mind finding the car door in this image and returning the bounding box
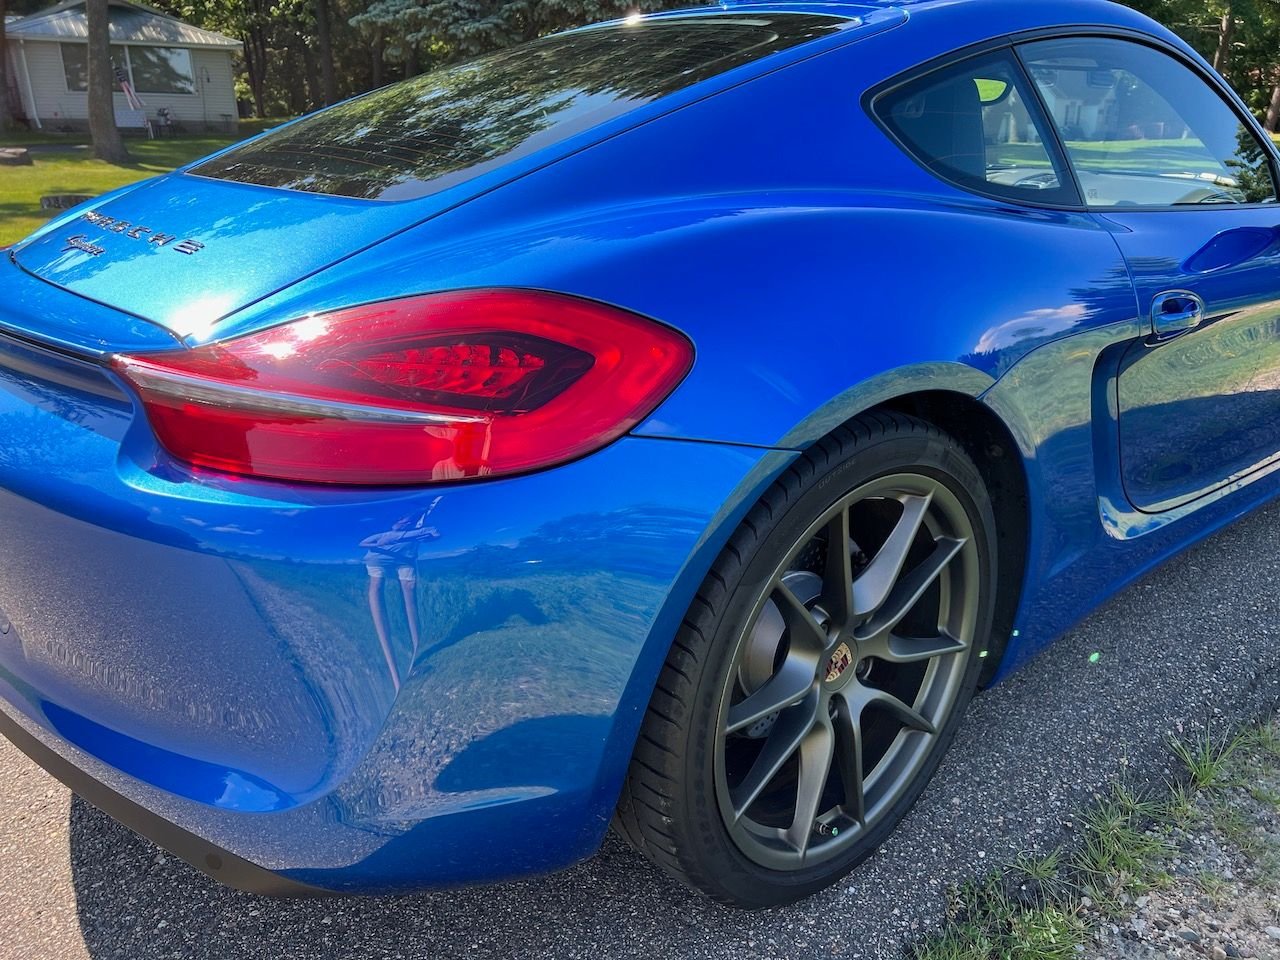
[1019,35,1280,513]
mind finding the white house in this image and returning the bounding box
[4,0,241,133]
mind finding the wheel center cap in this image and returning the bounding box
[824,641,855,685]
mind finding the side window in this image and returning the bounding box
[876,50,1077,205]
[1019,37,1277,206]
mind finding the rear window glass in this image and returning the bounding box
[190,13,846,201]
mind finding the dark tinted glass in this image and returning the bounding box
[191,14,846,201]
[1020,37,1277,206]
[60,43,124,92]
[129,46,196,95]
[876,49,1078,205]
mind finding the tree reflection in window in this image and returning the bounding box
[129,47,196,95]
[191,14,846,201]
[60,43,125,92]
[1226,126,1277,204]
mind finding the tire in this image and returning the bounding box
[614,411,997,907]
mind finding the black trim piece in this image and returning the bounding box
[0,329,130,402]
[0,319,119,369]
[1010,49,1088,207]
[0,706,333,897]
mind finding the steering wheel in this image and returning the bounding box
[1012,172,1060,190]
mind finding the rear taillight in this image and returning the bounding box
[111,290,693,484]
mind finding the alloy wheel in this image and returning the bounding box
[713,472,981,870]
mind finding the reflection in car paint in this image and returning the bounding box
[361,498,441,690]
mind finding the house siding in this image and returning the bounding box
[6,39,237,131]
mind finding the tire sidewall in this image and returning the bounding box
[682,428,997,907]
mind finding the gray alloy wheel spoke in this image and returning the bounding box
[783,714,836,857]
[772,580,830,654]
[846,682,935,735]
[859,628,966,664]
[730,696,818,821]
[726,658,816,735]
[832,692,866,825]
[821,507,855,630]
[855,535,965,641]
[851,493,932,617]
[715,469,979,871]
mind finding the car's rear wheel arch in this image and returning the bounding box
[614,409,1005,905]
[874,390,1028,684]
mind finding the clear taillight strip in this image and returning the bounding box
[113,356,489,426]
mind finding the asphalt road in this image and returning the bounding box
[3,500,1280,960]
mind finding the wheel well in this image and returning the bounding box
[876,391,1029,685]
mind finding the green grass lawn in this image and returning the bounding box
[0,120,291,246]
[0,137,231,245]
[997,137,1238,172]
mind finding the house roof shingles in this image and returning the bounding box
[6,0,241,48]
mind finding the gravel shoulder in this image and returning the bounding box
[1080,722,1280,960]
[1,501,1279,960]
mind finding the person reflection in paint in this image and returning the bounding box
[361,498,441,691]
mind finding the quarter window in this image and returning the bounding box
[1019,37,1277,206]
[876,50,1077,205]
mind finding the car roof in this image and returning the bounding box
[674,0,1145,19]
[632,0,1173,49]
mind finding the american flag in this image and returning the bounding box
[113,63,145,111]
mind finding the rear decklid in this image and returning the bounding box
[9,5,903,343]
[10,177,420,341]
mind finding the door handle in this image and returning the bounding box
[1150,290,1205,341]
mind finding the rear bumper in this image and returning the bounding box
[0,702,325,895]
[0,318,786,891]
[0,431,779,891]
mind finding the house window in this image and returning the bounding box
[60,43,125,92]
[128,47,195,95]
[59,44,195,96]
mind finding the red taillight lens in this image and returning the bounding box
[111,290,693,484]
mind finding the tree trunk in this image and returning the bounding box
[277,42,294,114]
[371,27,384,89]
[1212,6,1234,77]
[1,0,10,134]
[314,0,337,105]
[303,41,322,109]
[404,41,419,79]
[86,0,129,163]
[242,28,267,117]
[1266,77,1280,132]
[287,34,320,112]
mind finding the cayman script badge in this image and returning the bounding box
[62,235,105,257]
[77,211,205,255]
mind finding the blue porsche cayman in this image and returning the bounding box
[2,0,1278,908]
